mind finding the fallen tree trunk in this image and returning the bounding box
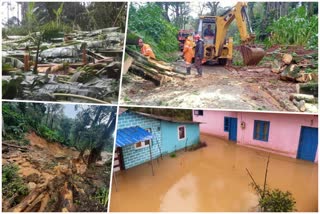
[38,193,50,212]
[60,182,76,212]
[126,47,186,79]
[23,193,45,212]
[2,141,28,152]
[130,65,165,86]
[9,185,47,212]
[289,93,316,103]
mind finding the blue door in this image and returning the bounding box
[297,126,318,162]
[228,118,237,142]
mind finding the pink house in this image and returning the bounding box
[193,110,318,163]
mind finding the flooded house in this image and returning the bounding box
[115,109,200,170]
[193,110,318,162]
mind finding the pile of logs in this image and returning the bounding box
[271,53,318,83]
[125,48,187,86]
[270,53,318,112]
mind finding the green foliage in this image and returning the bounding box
[170,152,177,158]
[36,124,63,143]
[251,184,296,212]
[95,187,109,207]
[267,6,318,47]
[2,164,29,200]
[248,156,296,212]
[128,3,179,62]
[128,107,193,121]
[2,103,29,141]
[40,22,66,42]
[231,50,244,66]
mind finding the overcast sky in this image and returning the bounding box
[63,104,82,119]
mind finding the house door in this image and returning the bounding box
[297,126,318,162]
[115,147,125,170]
[228,118,238,142]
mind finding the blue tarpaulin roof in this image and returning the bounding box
[116,126,153,147]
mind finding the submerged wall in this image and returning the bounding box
[117,111,162,169]
[160,121,200,154]
[193,111,318,162]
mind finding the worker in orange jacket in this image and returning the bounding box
[182,35,194,75]
[138,39,156,59]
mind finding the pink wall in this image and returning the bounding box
[193,111,318,162]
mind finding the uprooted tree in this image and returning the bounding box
[71,105,116,165]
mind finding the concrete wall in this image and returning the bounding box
[193,110,318,162]
[117,111,201,169]
[117,111,162,169]
[160,121,200,154]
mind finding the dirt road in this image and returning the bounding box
[120,64,317,112]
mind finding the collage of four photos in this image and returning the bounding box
[1,1,319,212]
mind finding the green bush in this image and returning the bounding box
[36,124,63,143]
[2,164,29,200]
[267,6,318,47]
[128,3,179,62]
[95,187,109,206]
[259,188,296,212]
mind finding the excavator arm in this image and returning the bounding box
[215,2,265,65]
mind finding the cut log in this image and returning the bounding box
[9,186,46,212]
[38,193,50,212]
[23,193,45,212]
[279,64,300,82]
[123,55,134,74]
[289,93,316,103]
[297,82,318,97]
[292,99,306,112]
[282,54,293,65]
[130,65,165,86]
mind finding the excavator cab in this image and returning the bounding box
[197,2,265,66]
[198,16,231,65]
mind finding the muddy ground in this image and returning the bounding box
[121,45,318,113]
[121,64,317,112]
[2,132,112,212]
[110,134,318,212]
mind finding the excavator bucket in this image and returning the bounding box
[240,45,266,66]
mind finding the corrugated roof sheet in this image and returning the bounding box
[116,126,153,147]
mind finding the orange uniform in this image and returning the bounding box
[183,38,194,64]
[141,44,156,59]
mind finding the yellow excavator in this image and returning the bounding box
[198,2,265,65]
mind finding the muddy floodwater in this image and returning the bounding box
[110,134,318,212]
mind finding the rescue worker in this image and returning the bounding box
[182,35,194,75]
[194,34,204,77]
[138,38,156,59]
